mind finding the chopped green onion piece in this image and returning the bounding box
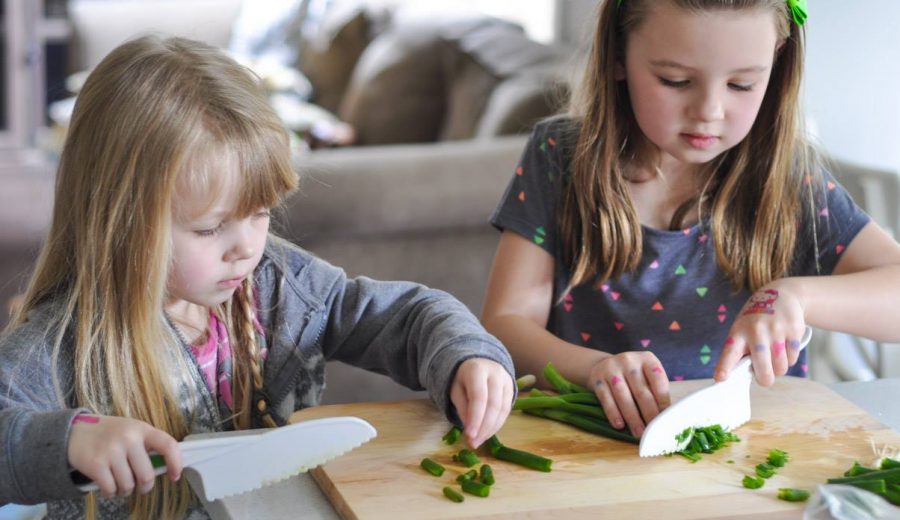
[493,445,552,472]
[461,479,491,497]
[442,426,462,445]
[743,475,765,489]
[480,464,495,486]
[456,449,480,468]
[443,486,464,503]
[766,449,789,468]
[777,488,810,502]
[420,458,445,477]
[755,462,776,479]
[456,469,477,483]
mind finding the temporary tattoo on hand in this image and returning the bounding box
[73,414,99,424]
[742,289,779,316]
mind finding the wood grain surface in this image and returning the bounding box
[290,377,900,519]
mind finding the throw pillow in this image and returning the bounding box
[298,6,372,113]
[337,17,449,145]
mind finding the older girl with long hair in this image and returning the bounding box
[483,0,900,438]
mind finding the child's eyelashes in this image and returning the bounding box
[192,210,270,237]
[195,224,224,237]
[658,77,755,92]
[659,77,689,88]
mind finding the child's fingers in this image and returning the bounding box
[609,374,645,437]
[110,456,136,497]
[750,338,775,386]
[624,368,659,426]
[449,382,470,439]
[770,338,789,376]
[461,377,488,445]
[472,374,511,447]
[714,335,746,381]
[786,332,804,366]
[592,379,625,431]
[642,363,671,411]
[144,428,182,482]
[92,467,117,498]
[128,446,157,495]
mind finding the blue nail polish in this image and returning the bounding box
[753,344,766,353]
[789,339,801,350]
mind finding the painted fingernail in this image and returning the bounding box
[724,337,735,346]
[610,376,622,385]
[73,414,99,424]
[651,366,663,374]
[593,380,603,389]
[753,344,767,353]
[789,339,801,350]
[629,368,638,375]
[772,341,786,355]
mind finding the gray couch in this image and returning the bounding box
[279,136,526,403]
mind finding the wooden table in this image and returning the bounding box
[212,378,900,520]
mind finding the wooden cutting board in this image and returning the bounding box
[290,377,900,519]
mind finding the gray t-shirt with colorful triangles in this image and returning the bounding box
[491,118,869,380]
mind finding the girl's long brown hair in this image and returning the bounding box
[563,0,812,293]
[11,36,297,517]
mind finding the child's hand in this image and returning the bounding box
[67,414,182,497]
[449,358,514,449]
[714,282,806,386]
[589,352,670,438]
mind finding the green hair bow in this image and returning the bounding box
[787,0,808,26]
[615,0,808,27]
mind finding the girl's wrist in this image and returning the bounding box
[768,277,808,319]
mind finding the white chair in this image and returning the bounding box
[811,158,900,382]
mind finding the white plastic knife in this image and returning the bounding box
[638,327,813,457]
[73,416,377,501]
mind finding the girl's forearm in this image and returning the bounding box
[482,314,610,388]
[787,265,900,342]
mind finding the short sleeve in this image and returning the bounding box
[791,170,870,276]
[490,118,572,256]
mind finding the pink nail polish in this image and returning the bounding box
[772,341,785,355]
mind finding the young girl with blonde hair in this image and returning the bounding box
[0,35,514,518]
[483,0,900,439]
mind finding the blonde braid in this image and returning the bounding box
[231,278,277,429]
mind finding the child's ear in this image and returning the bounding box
[614,61,626,81]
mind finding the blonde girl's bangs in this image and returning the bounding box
[173,122,298,221]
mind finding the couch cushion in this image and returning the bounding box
[476,75,569,137]
[298,6,373,114]
[336,12,453,145]
[437,20,523,141]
